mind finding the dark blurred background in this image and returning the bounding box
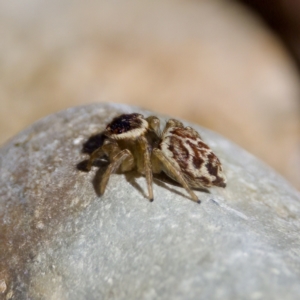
[240,0,300,69]
[0,0,299,189]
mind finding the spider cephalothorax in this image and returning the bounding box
[85,113,226,203]
[105,113,148,139]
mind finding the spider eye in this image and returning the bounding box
[105,113,148,139]
[107,121,131,134]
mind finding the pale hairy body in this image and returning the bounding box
[85,113,226,203]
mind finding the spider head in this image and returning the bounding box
[105,113,148,140]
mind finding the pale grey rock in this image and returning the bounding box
[0,103,300,300]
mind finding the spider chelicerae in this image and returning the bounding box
[85,113,226,203]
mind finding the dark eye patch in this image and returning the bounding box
[107,113,142,134]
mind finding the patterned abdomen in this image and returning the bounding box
[160,127,226,188]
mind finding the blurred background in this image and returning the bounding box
[0,0,299,189]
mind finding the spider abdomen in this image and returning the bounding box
[160,126,226,188]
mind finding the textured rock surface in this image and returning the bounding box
[0,103,300,300]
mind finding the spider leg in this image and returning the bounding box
[152,148,200,203]
[86,140,120,171]
[86,147,105,171]
[100,149,132,195]
[138,136,154,202]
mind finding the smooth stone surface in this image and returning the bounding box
[0,103,300,300]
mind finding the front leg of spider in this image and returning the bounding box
[138,136,154,202]
[100,149,133,195]
[86,147,105,171]
[86,140,119,171]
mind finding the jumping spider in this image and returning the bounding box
[85,113,226,203]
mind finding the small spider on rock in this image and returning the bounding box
[85,113,226,203]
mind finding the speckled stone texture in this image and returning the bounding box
[0,103,300,300]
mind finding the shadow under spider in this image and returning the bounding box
[124,171,148,199]
[123,171,188,200]
[82,132,107,155]
[124,171,210,201]
[81,164,209,200]
[153,173,210,198]
[76,132,107,172]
